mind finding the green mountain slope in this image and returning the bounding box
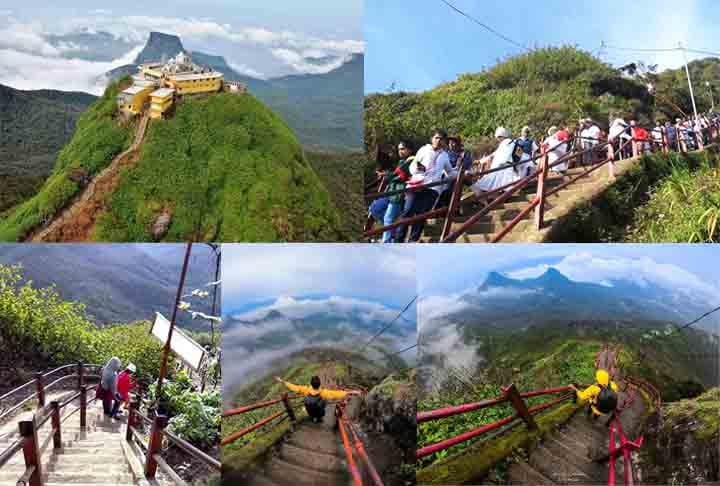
[0,82,131,241]
[365,46,652,153]
[94,92,342,242]
[0,84,97,212]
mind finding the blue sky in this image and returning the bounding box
[222,244,416,318]
[365,0,720,93]
[417,244,720,297]
[0,1,362,92]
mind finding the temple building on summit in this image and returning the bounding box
[117,52,245,120]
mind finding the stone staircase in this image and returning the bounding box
[507,383,648,485]
[0,396,166,485]
[246,420,351,486]
[423,165,607,243]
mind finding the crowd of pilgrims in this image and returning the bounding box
[368,112,720,243]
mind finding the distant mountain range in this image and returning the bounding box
[0,84,96,177]
[223,296,416,383]
[102,31,362,150]
[0,245,218,331]
[426,267,720,334]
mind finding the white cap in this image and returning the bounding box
[126,363,137,373]
[495,126,510,138]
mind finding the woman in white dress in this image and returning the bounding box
[543,126,569,173]
[471,127,525,196]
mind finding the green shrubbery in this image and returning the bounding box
[0,82,131,241]
[365,47,645,158]
[627,156,720,242]
[95,93,343,242]
[0,263,164,381]
[146,371,221,449]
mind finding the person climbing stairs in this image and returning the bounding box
[506,348,649,485]
[0,390,172,485]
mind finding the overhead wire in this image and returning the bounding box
[677,304,720,331]
[360,295,418,353]
[439,0,531,53]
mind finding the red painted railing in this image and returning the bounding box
[336,401,384,486]
[417,383,580,459]
[0,362,102,486]
[221,392,300,446]
[365,115,720,243]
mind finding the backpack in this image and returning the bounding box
[516,138,534,156]
[304,394,325,413]
[595,384,618,414]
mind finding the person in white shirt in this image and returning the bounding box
[544,126,569,173]
[584,119,601,164]
[651,122,664,150]
[471,126,527,197]
[395,129,455,242]
[609,118,631,158]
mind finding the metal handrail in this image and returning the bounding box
[0,439,22,469]
[222,397,284,417]
[221,410,285,446]
[0,381,36,403]
[164,429,221,471]
[417,385,578,459]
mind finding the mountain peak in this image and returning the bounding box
[134,31,186,64]
[482,271,514,287]
[533,267,571,285]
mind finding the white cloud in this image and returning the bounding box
[227,62,265,79]
[222,245,415,310]
[506,252,720,305]
[0,44,143,94]
[270,49,353,75]
[0,21,61,57]
[232,295,409,327]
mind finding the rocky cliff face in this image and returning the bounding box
[135,31,186,64]
[359,369,416,485]
[637,388,719,484]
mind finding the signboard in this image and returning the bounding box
[150,312,206,371]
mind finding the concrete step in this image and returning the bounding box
[286,426,339,456]
[542,435,607,482]
[248,474,283,486]
[265,456,346,486]
[507,460,556,485]
[529,445,592,485]
[279,442,344,474]
[43,470,135,482]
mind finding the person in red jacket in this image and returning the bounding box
[111,363,136,418]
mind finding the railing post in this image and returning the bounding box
[77,361,84,389]
[18,419,42,486]
[281,393,296,422]
[631,138,639,158]
[79,385,87,428]
[34,373,45,409]
[50,401,61,449]
[144,415,168,479]
[534,152,548,230]
[440,164,466,241]
[503,383,537,430]
[607,144,615,180]
[661,128,669,153]
[126,400,140,442]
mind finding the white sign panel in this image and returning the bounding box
[151,312,206,371]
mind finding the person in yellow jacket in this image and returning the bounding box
[275,375,361,423]
[570,369,619,421]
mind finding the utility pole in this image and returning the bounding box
[707,81,716,111]
[680,42,699,120]
[154,242,193,410]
